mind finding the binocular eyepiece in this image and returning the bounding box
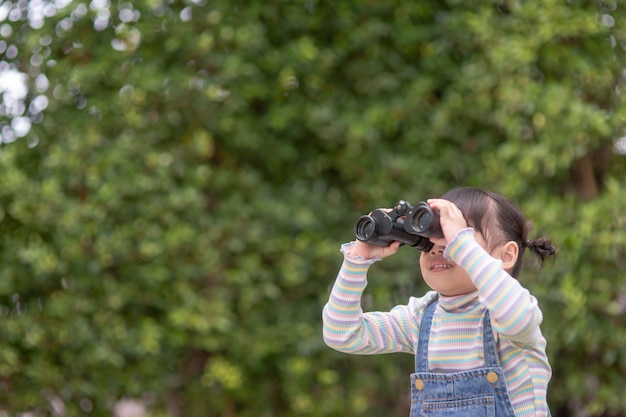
[354,200,443,252]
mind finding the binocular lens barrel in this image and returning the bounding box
[404,203,442,238]
[354,216,377,241]
[411,209,433,233]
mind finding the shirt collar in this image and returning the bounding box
[438,291,480,312]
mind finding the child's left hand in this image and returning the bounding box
[426,199,468,247]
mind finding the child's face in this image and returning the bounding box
[419,231,490,297]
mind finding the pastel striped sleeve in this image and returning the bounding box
[444,228,544,345]
[322,242,419,355]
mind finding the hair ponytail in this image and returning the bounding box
[523,237,557,266]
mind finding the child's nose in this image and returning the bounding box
[429,245,445,255]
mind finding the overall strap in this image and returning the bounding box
[415,298,438,373]
[481,310,501,368]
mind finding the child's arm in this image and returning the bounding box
[322,242,423,354]
[445,229,544,345]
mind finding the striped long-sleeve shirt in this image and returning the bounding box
[322,228,552,417]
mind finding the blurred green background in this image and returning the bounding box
[0,0,625,416]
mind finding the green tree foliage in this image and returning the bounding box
[0,0,625,416]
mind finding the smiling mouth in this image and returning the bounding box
[430,264,452,272]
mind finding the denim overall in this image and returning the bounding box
[409,300,517,417]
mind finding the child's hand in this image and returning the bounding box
[350,240,401,260]
[426,199,468,247]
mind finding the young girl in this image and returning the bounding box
[322,187,556,417]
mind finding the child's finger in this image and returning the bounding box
[426,199,467,242]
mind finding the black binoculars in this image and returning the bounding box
[354,200,443,252]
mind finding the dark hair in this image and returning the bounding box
[440,187,556,278]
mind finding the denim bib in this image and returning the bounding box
[409,299,517,417]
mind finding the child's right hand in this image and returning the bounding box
[350,240,401,260]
